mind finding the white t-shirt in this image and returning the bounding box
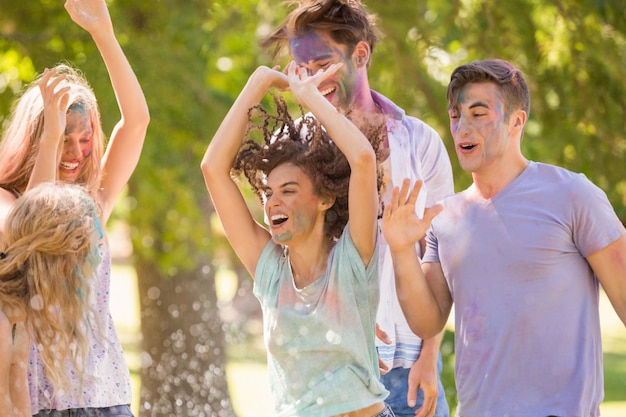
[372,90,454,369]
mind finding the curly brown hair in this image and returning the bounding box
[233,94,386,242]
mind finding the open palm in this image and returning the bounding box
[382,179,442,252]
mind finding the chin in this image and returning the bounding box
[59,173,79,183]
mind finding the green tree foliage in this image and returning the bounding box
[369,0,626,220]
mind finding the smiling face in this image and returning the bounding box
[60,103,93,183]
[264,163,328,245]
[448,82,521,175]
[290,30,366,110]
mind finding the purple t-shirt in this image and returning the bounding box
[423,162,625,417]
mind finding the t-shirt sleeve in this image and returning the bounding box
[570,173,626,257]
[253,239,282,299]
[422,225,440,264]
[336,223,379,283]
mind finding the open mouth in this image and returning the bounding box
[60,161,80,170]
[270,214,288,226]
[319,86,336,97]
[459,143,477,150]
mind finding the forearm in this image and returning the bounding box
[419,329,445,362]
[202,70,270,179]
[90,27,150,129]
[302,91,375,165]
[26,134,60,191]
[391,247,447,338]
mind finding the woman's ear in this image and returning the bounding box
[319,195,336,211]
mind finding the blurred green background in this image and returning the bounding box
[2,0,625,416]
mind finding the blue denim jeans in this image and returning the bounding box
[32,405,133,417]
[380,353,450,417]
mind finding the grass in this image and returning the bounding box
[111,264,626,417]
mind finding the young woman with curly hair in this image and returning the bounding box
[201,61,394,417]
[0,183,102,417]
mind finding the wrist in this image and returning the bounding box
[39,131,61,145]
[388,243,417,257]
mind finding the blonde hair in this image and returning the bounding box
[0,182,101,394]
[0,63,105,196]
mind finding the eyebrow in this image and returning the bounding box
[265,181,300,192]
[469,101,490,109]
[279,181,299,188]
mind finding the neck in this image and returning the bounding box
[473,156,529,199]
[288,238,332,289]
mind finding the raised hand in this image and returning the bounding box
[65,0,113,35]
[38,68,70,150]
[253,65,290,93]
[285,60,342,103]
[382,179,443,252]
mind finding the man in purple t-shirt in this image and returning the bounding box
[382,59,626,416]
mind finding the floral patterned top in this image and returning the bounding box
[28,237,132,412]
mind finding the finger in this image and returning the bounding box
[375,323,392,344]
[41,74,67,100]
[289,62,307,80]
[39,68,53,93]
[406,179,423,206]
[398,178,411,205]
[59,92,70,113]
[414,396,435,417]
[316,62,343,80]
[378,357,389,375]
[389,185,400,211]
[407,380,418,408]
[286,61,298,78]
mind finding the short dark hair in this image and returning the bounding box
[447,59,530,117]
[262,0,382,66]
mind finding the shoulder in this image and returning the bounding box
[255,239,285,277]
[0,188,18,233]
[0,187,17,212]
[528,162,599,194]
[371,90,443,142]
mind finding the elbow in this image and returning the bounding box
[406,319,445,340]
[141,108,151,129]
[200,154,213,179]
[135,108,150,135]
[352,146,377,172]
[200,149,222,183]
[130,103,151,131]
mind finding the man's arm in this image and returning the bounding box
[406,330,445,417]
[383,179,451,338]
[587,234,626,326]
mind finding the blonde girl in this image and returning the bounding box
[0,0,149,415]
[0,183,101,417]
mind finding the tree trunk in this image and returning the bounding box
[136,259,236,417]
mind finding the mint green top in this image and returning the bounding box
[254,225,388,417]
